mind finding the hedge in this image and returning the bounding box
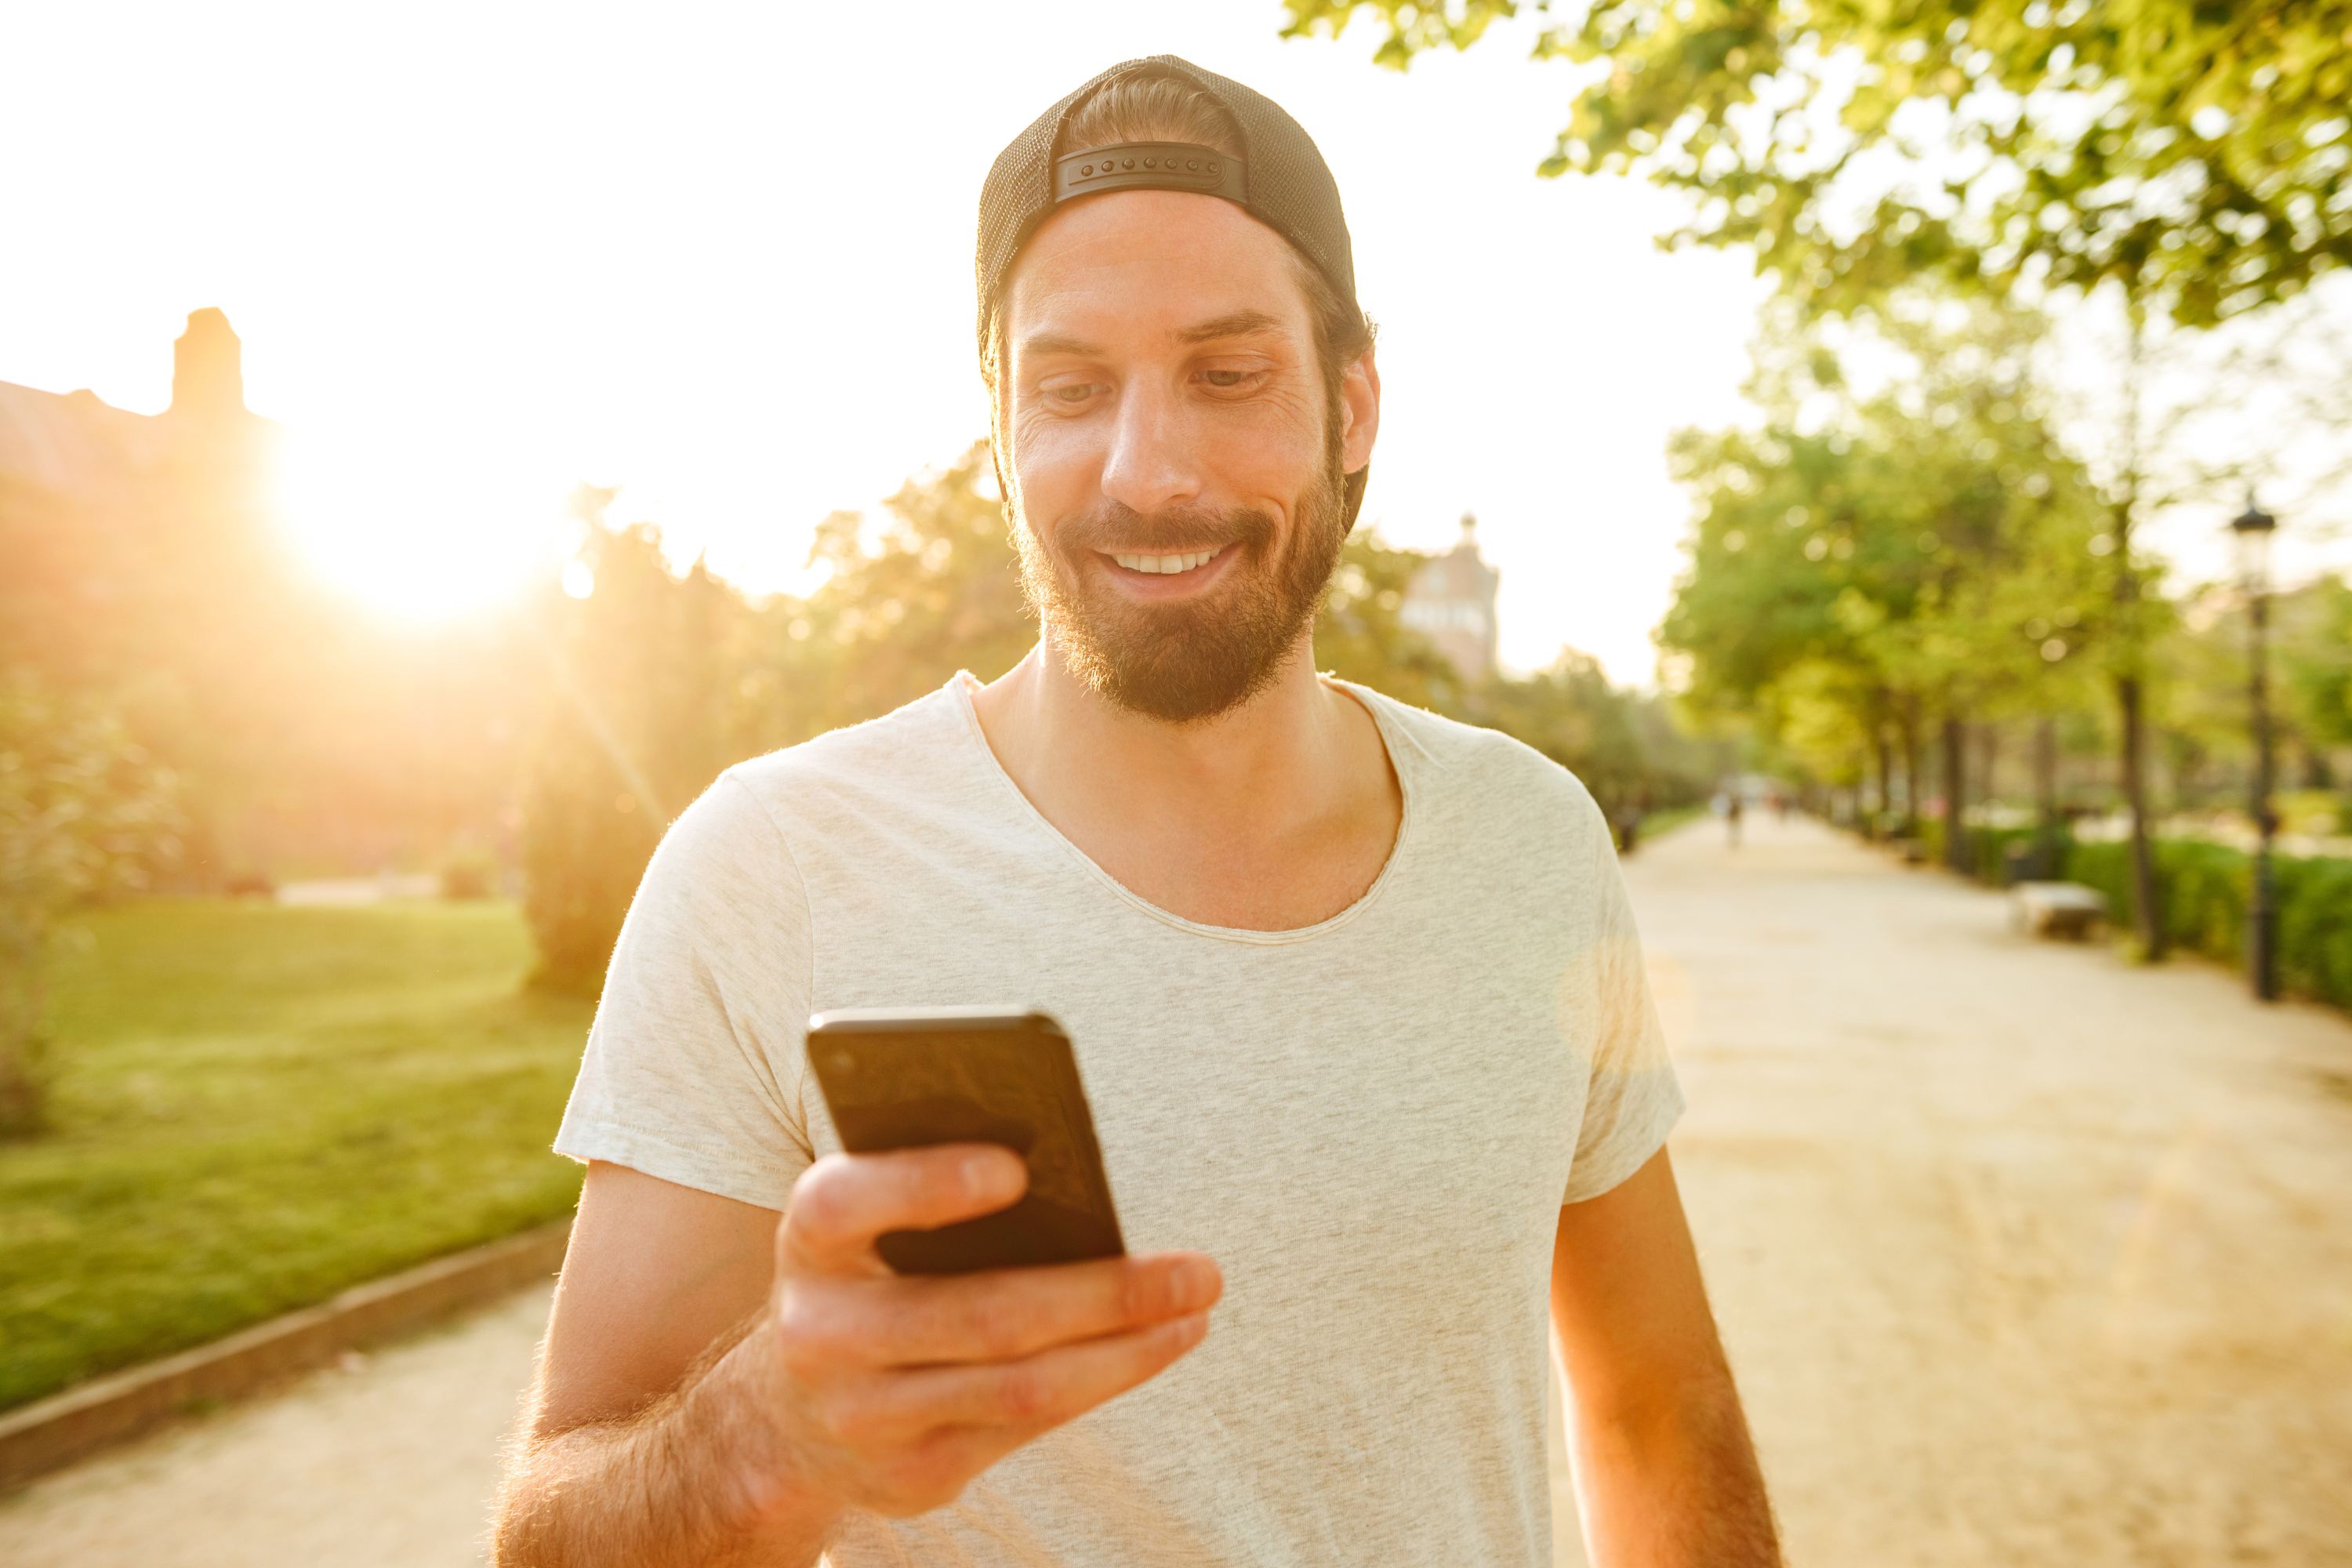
[2063,837,2352,1010]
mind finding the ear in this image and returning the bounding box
[1337,344,1381,475]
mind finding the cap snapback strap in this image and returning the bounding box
[1053,142,1248,207]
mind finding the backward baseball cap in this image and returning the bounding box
[975,55,1370,530]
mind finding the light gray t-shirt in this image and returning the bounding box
[556,673,1682,1567]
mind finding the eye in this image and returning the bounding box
[1044,380,1103,407]
[1203,368,1249,388]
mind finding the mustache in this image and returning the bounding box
[1053,500,1277,557]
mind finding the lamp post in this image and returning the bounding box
[2231,494,2278,1001]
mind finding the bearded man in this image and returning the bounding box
[495,56,1780,1568]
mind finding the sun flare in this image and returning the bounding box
[274,426,575,622]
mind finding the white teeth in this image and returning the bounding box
[1112,548,1219,574]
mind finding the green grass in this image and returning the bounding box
[0,900,593,1412]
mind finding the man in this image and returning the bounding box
[495,56,1780,1567]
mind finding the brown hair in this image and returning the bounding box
[985,68,1375,452]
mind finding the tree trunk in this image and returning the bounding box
[2119,672,2164,957]
[1900,702,1922,840]
[1943,714,1969,873]
[2034,715,2060,877]
[1875,723,1894,840]
[2113,301,2162,958]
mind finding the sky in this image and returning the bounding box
[0,0,1778,684]
[5,4,2340,684]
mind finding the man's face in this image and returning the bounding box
[999,190,1377,723]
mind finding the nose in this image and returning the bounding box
[1098,375,1204,517]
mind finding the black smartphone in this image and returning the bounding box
[804,1007,1125,1275]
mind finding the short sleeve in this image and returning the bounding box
[553,771,816,1210]
[1558,816,1684,1205]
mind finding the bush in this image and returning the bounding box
[0,674,180,1136]
[2063,837,2352,1011]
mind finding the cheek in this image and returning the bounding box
[1007,413,1099,511]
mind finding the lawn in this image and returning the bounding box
[0,899,594,1412]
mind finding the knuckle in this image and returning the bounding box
[771,1290,833,1376]
[960,1290,1025,1356]
[1117,1262,1153,1323]
[993,1360,1054,1424]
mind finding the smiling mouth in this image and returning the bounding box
[1108,546,1228,575]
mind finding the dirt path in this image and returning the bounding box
[8,814,2350,1565]
[0,1285,549,1566]
[1619,813,2352,1566]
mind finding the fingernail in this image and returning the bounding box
[1171,1312,1208,1348]
[1171,1259,1217,1312]
[963,1150,1012,1197]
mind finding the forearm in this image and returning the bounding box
[494,1327,840,1568]
[1567,1371,1780,1568]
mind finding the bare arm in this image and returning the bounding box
[1551,1149,1780,1566]
[494,1154,1221,1566]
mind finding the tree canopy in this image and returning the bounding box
[1660,298,2112,793]
[1282,0,2352,324]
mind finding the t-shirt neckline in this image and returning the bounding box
[946,671,1416,947]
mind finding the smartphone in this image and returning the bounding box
[804,1007,1124,1275]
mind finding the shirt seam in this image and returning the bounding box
[717,768,819,1134]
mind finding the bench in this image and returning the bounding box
[2010,881,2107,940]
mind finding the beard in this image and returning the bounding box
[1014,456,1349,724]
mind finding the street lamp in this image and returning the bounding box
[2231,493,2278,1001]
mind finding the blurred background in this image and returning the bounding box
[4,2,2350,1564]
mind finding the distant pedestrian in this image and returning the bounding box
[1727,792,1744,848]
[1615,803,1644,855]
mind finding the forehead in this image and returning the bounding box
[1003,190,1316,347]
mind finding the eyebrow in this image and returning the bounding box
[1175,309,1286,344]
[1015,309,1292,363]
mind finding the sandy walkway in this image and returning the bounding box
[7,813,2349,1565]
[0,1286,549,1566]
[1628,813,2352,1565]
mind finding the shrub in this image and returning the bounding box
[0,673,180,1136]
[2063,837,2352,1011]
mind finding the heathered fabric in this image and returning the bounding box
[556,674,1682,1567]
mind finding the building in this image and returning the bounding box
[0,308,267,505]
[1401,512,1500,679]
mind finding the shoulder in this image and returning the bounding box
[1340,681,1608,840]
[720,681,973,818]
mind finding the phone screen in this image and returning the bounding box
[805,1008,1124,1275]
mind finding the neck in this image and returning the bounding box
[968,624,1401,931]
[982,626,1344,810]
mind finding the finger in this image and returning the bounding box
[782,1147,1028,1272]
[782,1251,1221,1370]
[818,1312,1210,1449]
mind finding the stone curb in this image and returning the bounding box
[0,1218,572,1494]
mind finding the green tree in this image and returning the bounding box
[744,442,1036,751]
[1284,0,2350,946]
[1282,0,2352,324]
[1316,528,1464,712]
[0,673,180,1136]
[521,499,739,995]
[1661,299,2111,851]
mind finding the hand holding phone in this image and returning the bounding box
[758,1025,1221,1519]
